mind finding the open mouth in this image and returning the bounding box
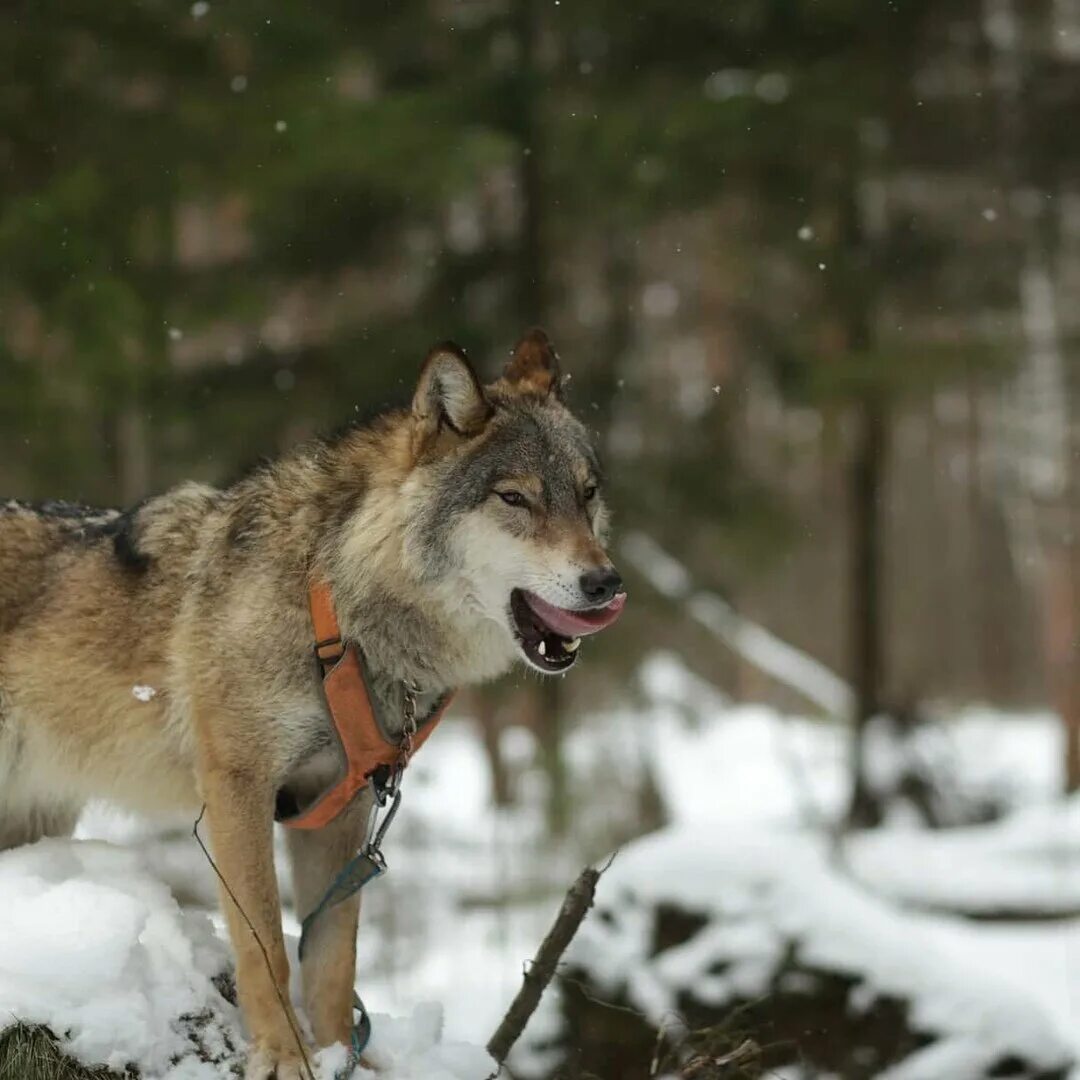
[509,588,627,673]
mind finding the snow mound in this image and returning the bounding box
[0,839,493,1079]
[847,797,1080,916]
[570,827,1074,1079]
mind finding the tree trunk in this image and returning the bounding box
[840,149,889,829]
[847,393,888,828]
[473,692,514,808]
[1060,363,1080,792]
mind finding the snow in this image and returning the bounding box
[0,840,240,1078]
[847,797,1080,915]
[573,827,1075,1079]
[0,840,493,1079]
[354,1008,493,1080]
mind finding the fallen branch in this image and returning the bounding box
[486,859,612,1073]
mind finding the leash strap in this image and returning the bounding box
[349,992,373,1061]
[299,849,384,1078]
[298,850,386,963]
[298,772,404,1073]
[297,777,402,962]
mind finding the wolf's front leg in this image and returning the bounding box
[286,792,371,1049]
[200,760,309,1080]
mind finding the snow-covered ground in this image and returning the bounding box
[2,651,1079,1077]
[571,827,1075,1079]
[0,839,493,1079]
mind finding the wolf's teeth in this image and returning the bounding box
[564,638,580,652]
[538,640,547,657]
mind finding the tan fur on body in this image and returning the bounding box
[0,331,620,1079]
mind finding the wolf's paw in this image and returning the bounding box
[244,1041,313,1080]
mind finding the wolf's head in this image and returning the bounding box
[397,328,626,677]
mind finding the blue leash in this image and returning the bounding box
[298,775,402,1070]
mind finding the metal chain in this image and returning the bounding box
[399,678,420,770]
[366,678,419,836]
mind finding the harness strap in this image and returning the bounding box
[280,581,453,831]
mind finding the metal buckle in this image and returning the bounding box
[313,635,344,674]
[362,766,403,859]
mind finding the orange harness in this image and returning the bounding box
[280,582,453,831]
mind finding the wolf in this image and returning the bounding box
[0,329,625,1078]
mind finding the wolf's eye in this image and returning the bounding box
[497,490,528,508]
[583,483,598,502]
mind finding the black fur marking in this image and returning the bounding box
[61,499,151,573]
[4,498,111,521]
[101,511,151,572]
[2,497,150,571]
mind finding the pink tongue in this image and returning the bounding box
[524,591,626,637]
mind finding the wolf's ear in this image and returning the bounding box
[504,327,561,399]
[412,342,492,443]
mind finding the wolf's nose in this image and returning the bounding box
[580,567,623,605]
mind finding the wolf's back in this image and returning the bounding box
[0,501,119,638]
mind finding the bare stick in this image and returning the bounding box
[192,806,316,1080]
[487,860,610,1071]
